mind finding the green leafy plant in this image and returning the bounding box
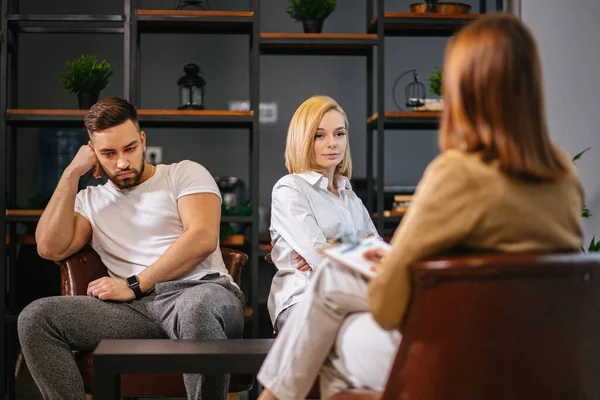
[588,236,600,252]
[573,147,592,220]
[428,66,442,97]
[61,54,113,94]
[286,0,336,21]
[572,147,599,252]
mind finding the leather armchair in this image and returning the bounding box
[58,246,253,397]
[330,252,600,400]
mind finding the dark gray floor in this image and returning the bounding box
[15,358,250,400]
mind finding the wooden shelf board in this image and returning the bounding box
[6,109,254,128]
[368,12,481,36]
[260,33,377,56]
[371,210,407,218]
[368,111,440,130]
[5,234,36,245]
[381,12,479,20]
[138,110,253,117]
[138,10,253,17]
[6,209,43,216]
[137,10,254,34]
[7,14,125,22]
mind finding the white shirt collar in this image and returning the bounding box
[296,171,351,191]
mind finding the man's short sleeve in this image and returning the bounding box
[171,160,222,201]
[74,190,89,220]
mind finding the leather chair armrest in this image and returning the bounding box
[57,247,109,296]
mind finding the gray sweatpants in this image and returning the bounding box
[17,274,245,400]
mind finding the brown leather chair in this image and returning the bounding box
[331,252,600,400]
[59,246,253,398]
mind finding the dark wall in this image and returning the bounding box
[13,0,495,219]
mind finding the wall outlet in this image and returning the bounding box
[146,146,162,164]
[259,102,278,123]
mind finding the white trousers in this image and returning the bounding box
[257,261,401,399]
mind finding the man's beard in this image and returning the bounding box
[108,155,145,189]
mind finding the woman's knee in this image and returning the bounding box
[334,312,400,390]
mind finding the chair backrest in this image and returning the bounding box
[382,252,600,400]
[220,247,248,286]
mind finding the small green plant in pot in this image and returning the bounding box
[61,54,113,109]
[286,0,336,34]
[428,66,442,98]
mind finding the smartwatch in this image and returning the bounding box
[126,275,144,300]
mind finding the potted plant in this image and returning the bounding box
[61,54,113,109]
[286,0,337,34]
[428,65,442,98]
[413,66,443,111]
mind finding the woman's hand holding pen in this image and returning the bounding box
[363,248,390,274]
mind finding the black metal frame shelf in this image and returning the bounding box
[0,0,262,397]
[366,0,504,235]
[260,33,377,56]
[5,14,126,34]
[136,10,254,34]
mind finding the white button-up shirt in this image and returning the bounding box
[267,171,380,325]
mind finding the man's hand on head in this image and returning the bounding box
[87,277,136,302]
[67,142,102,179]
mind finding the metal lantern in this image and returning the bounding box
[392,69,426,111]
[175,0,209,10]
[177,63,206,110]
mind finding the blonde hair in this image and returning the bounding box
[439,13,567,181]
[285,95,352,178]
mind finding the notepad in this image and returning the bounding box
[323,236,391,279]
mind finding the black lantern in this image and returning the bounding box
[175,0,209,10]
[392,69,426,111]
[177,63,206,110]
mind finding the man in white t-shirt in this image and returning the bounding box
[17,97,245,400]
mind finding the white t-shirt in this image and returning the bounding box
[74,160,230,282]
[267,171,380,324]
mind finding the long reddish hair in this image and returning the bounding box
[439,13,567,181]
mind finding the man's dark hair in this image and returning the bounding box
[84,97,140,134]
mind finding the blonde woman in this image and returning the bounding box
[267,95,380,332]
[258,13,583,400]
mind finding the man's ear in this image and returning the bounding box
[140,130,147,151]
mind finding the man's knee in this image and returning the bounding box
[175,284,243,339]
[18,297,57,344]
